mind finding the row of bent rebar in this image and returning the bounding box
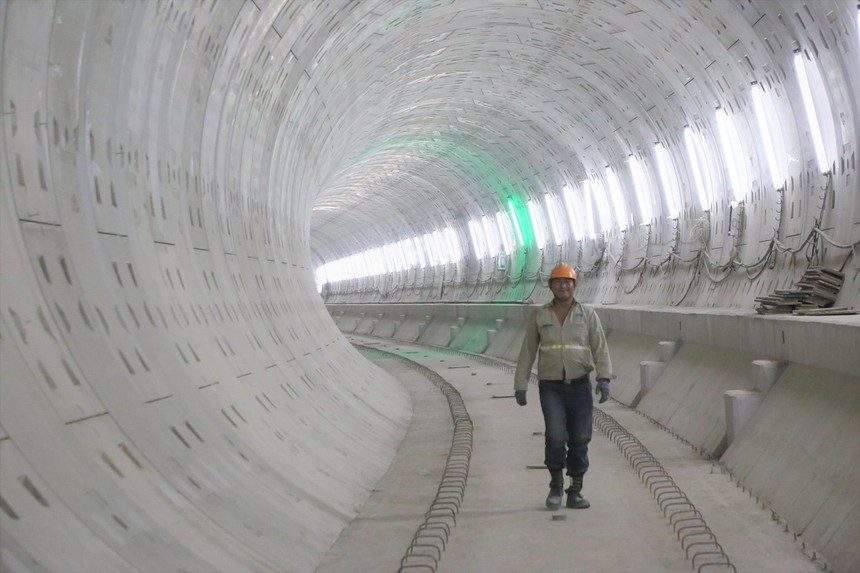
[353,344,473,573]
[592,408,738,573]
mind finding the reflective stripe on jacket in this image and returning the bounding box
[513,300,613,392]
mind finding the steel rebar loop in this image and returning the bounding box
[592,408,737,572]
[698,563,739,573]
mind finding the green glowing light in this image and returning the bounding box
[334,132,537,274]
[507,198,526,245]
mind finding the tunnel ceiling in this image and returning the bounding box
[295,0,794,267]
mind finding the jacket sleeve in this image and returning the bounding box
[587,307,614,380]
[514,310,540,391]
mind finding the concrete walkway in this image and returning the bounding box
[314,342,454,573]
[316,336,820,573]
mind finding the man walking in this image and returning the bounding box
[513,263,614,510]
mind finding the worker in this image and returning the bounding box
[513,263,614,510]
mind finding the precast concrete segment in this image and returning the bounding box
[1,172,413,568]
[0,5,414,568]
[2,1,858,572]
[0,222,412,570]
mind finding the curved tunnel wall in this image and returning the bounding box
[0,1,858,572]
[1,2,410,572]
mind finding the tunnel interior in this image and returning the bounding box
[1,1,859,572]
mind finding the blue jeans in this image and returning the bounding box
[539,378,593,476]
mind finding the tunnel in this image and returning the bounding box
[1,1,859,572]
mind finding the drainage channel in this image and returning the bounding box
[353,343,473,573]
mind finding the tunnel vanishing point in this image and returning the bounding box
[1,1,859,572]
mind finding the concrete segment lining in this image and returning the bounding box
[2,1,859,572]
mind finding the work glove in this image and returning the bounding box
[515,390,527,406]
[595,379,610,404]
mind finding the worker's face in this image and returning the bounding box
[550,278,576,302]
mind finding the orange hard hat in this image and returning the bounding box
[549,263,577,283]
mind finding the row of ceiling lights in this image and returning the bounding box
[316,47,843,287]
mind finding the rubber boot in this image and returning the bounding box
[566,474,590,509]
[546,469,565,510]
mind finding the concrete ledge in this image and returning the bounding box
[597,305,860,378]
[326,303,859,377]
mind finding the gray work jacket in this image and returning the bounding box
[513,300,614,392]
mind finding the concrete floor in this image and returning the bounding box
[316,335,823,573]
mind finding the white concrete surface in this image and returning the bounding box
[2,1,858,572]
[725,389,764,445]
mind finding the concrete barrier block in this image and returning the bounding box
[449,325,459,345]
[658,340,679,362]
[725,389,764,445]
[640,361,666,396]
[751,359,787,393]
